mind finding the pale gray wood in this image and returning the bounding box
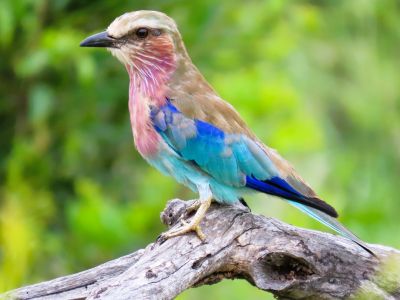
[4,199,400,300]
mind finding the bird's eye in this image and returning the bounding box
[136,28,149,39]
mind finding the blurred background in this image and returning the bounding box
[1,0,399,299]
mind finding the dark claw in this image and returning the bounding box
[156,233,168,245]
[239,197,251,211]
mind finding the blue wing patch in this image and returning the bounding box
[151,100,279,186]
[151,99,338,217]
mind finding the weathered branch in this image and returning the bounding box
[5,200,400,300]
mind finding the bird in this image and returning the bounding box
[80,10,374,255]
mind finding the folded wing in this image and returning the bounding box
[151,99,337,217]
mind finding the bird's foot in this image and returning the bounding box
[183,199,202,218]
[161,219,206,241]
[158,197,212,242]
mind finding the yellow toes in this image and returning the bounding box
[160,197,212,242]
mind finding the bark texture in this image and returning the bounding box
[5,199,400,300]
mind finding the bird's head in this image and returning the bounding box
[81,11,188,96]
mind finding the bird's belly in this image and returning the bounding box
[146,141,246,204]
[145,141,202,192]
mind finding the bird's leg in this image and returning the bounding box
[161,196,212,241]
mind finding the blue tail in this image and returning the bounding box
[245,175,374,256]
[246,176,338,218]
[289,201,375,256]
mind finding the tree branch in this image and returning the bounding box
[5,200,400,300]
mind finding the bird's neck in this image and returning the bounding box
[125,61,171,157]
[125,62,172,106]
[125,39,215,106]
[125,71,160,158]
[125,55,214,158]
[125,48,188,157]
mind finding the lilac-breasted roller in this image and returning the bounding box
[80,10,373,255]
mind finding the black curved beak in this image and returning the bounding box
[80,31,117,48]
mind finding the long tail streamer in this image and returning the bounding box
[289,201,375,256]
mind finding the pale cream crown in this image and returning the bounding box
[107,10,178,38]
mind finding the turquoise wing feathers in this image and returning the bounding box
[151,99,279,186]
[150,99,337,217]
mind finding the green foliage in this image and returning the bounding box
[1,0,399,298]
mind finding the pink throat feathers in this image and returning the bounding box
[125,42,176,157]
